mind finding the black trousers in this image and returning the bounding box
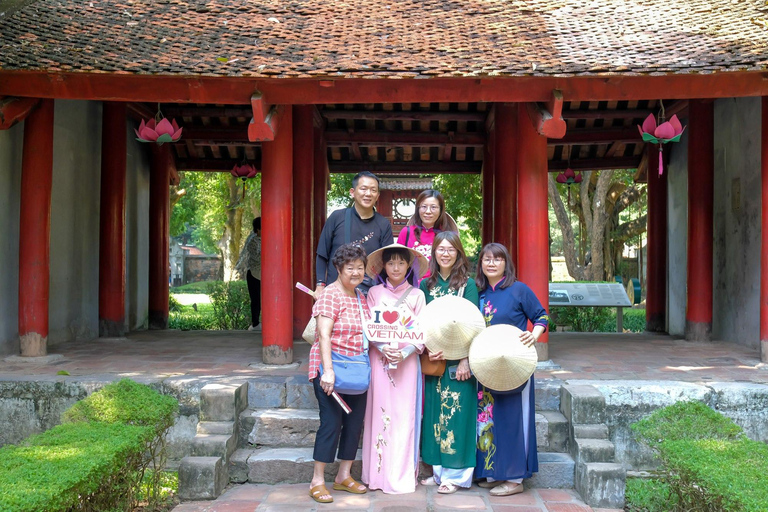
[246,270,261,327]
[312,377,367,463]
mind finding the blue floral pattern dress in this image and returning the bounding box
[475,278,549,481]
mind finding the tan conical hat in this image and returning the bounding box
[366,243,429,280]
[468,324,537,391]
[421,295,485,360]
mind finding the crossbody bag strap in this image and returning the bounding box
[355,291,369,351]
[345,207,352,245]
[393,285,413,308]
[457,283,466,298]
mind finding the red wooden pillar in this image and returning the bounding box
[377,189,393,220]
[18,99,54,357]
[645,144,668,332]
[99,102,127,337]
[481,116,495,247]
[262,106,294,364]
[686,100,715,341]
[493,104,518,263]
[516,104,550,360]
[761,98,768,362]
[313,128,328,264]
[293,106,314,339]
[148,144,172,329]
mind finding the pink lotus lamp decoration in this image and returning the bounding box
[135,108,183,145]
[556,167,583,186]
[637,113,686,176]
[230,163,257,181]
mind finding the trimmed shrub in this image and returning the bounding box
[632,401,768,512]
[0,379,178,512]
[625,478,677,512]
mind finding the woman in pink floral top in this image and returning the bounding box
[308,243,371,504]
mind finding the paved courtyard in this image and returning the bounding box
[172,483,622,512]
[1,330,765,384]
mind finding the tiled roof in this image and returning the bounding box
[0,0,766,79]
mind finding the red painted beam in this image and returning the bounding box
[686,99,714,341]
[645,144,667,332]
[261,106,294,364]
[493,104,517,262]
[526,90,566,139]
[293,105,314,340]
[148,145,173,329]
[18,98,54,357]
[321,110,487,122]
[98,102,127,337]
[313,127,328,268]
[561,108,653,120]
[516,103,550,359]
[0,96,40,129]
[548,156,641,171]
[3,71,766,104]
[325,130,485,147]
[182,126,249,141]
[761,97,768,362]
[164,106,253,118]
[328,161,481,174]
[553,127,640,146]
[176,158,249,171]
[249,92,279,142]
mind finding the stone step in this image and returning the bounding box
[245,375,565,411]
[239,407,570,453]
[572,438,615,464]
[572,423,609,440]
[575,462,626,509]
[191,433,238,459]
[178,456,228,500]
[197,420,235,435]
[230,447,575,488]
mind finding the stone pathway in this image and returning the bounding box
[1,331,765,384]
[171,483,623,512]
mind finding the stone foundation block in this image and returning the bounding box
[575,462,625,509]
[178,456,227,500]
[246,447,362,484]
[200,382,248,422]
[196,421,234,435]
[246,376,287,408]
[561,384,605,424]
[247,408,319,447]
[541,411,569,453]
[285,376,318,409]
[191,434,237,459]
[573,438,615,463]
[573,423,609,440]
[526,452,575,489]
[228,448,253,484]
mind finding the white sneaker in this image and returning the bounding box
[248,324,262,332]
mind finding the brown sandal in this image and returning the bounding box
[332,476,367,494]
[309,484,333,503]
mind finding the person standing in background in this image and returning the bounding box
[243,217,262,331]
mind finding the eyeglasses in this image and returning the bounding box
[419,205,439,212]
[435,248,457,255]
[482,257,504,265]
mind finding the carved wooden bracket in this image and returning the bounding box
[0,97,41,130]
[526,90,566,139]
[248,92,280,142]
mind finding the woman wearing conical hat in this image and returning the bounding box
[418,231,479,494]
[474,243,549,497]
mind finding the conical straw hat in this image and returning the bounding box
[421,295,485,360]
[469,324,537,392]
[366,243,429,280]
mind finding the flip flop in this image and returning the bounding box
[332,476,368,494]
[420,476,438,486]
[489,482,524,496]
[309,484,333,503]
[437,482,458,494]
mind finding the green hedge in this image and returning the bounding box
[550,306,646,333]
[631,401,768,512]
[0,379,178,512]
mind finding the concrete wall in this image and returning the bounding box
[712,97,761,348]
[126,121,150,331]
[666,128,689,336]
[48,100,102,346]
[666,97,761,346]
[0,122,24,356]
[0,101,152,354]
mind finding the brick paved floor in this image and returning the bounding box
[171,483,623,512]
[1,331,765,384]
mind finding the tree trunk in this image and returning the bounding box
[548,174,587,280]
[219,177,244,281]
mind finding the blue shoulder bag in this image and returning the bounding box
[319,291,371,395]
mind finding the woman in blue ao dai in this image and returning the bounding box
[474,243,549,497]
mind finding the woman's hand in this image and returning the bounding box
[456,358,471,381]
[319,369,335,395]
[381,346,404,364]
[519,330,536,347]
[428,349,445,361]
